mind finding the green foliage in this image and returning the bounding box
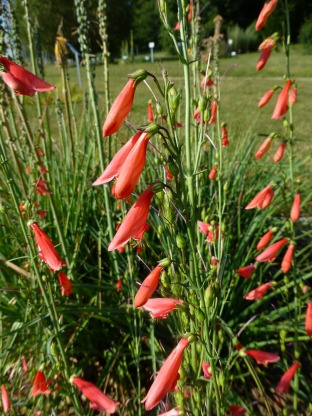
[227,23,260,54]
[299,16,312,53]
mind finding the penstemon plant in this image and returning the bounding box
[0,0,312,415]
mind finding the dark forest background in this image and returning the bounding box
[11,0,312,59]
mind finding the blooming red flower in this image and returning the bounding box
[244,349,280,364]
[198,221,209,234]
[275,362,300,394]
[1,385,10,413]
[257,230,274,250]
[71,376,120,414]
[245,185,274,210]
[34,180,52,195]
[272,80,292,120]
[141,338,189,410]
[281,244,294,273]
[58,273,73,296]
[108,186,154,251]
[221,124,229,147]
[193,107,201,125]
[236,264,256,279]
[116,278,123,292]
[22,356,28,373]
[202,362,213,379]
[258,88,275,108]
[289,87,297,106]
[290,193,300,222]
[147,101,154,122]
[174,21,180,31]
[31,371,51,396]
[305,302,312,337]
[255,0,278,31]
[228,405,246,416]
[209,166,217,180]
[134,266,163,308]
[165,165,173,180]
[208,101,217,124]
[256,38,275,71]
[201,77,213,88]
[243,282,273,300]
[255,137,272,160]
[37,210,48,220]
[0,56,56,96]
[29,221,66,271]
[103,78,137,137]
[93,132,141,185]
[274,141,286,163]
[142,298,182,319]
[36,147,44,157]
[255,238,288,262]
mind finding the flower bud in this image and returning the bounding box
[176,234,186,249]
[128,69,148,86]
[198,96,207,112]
[160,271,170,288]
[204,282,214,308]
[158,257,171,268]
[195,308,205,322]
[168,156,179,176]
[144,122,160,137]
[156,102,163,115]
[168,87,181,113]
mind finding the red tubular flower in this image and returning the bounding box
[258,88,275,108]
[245,185,274,210]
[201,77,213,88]
[174,21,180,31]
[221,124,229,147]
[255,137,272,159]
[187,2,193,21]
[255,238,288,262]
[93,132,141,186]
[305,302,312,337]
[236,264,256,279]
[228,405,246,416]
[29,221,66,271]
[165,165,173,179]
[116,278,123,292]
[103,78,136,137]
[142,298,182,319]
[202,362,212,379]
[37,210,48,220]
[274,141,286,163]
[134,266,163,308]
[22,356,28,373]
[193,107,201,125]
[0,56,56,96]
[148,102,154,122]
[71,376,120,414]
[272,80,292,120]
[208,101,217,124]
[255,0,278,31]
[290,193,300,222]
[141,338,189,410]
[209,166,217,180]
[31,371,51,396]
[281,244,294,273]
[108,186,154,251]
[58,272,73,296]
[256,38,275,71]
[244,349,280,365]
[289,87,297,106]
[257,230,274,250]
[275,362,300,394]
[1,385,10,413]
[34,180,52,195]
[243,282,273,300]
[198,221,209,234]
[113,132,151,199]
